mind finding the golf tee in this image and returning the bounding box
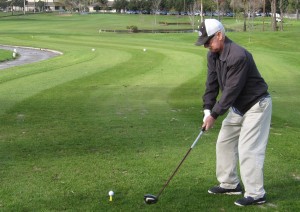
[109,196,113,201]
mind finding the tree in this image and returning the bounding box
[152,0,162,25]
[7,0,24,14]
[98,0,108,10]
[270,0,277,31]
[58,0,78,12]
[242,0,247,31]
[230,0,242,20]
[36,0,45,12]
[297,0,299,20]
[188,0,201,30]
[278,0,289,30]
[140,0,152,13]
[127,0,140,11]
[113,0,128,13]
[229,0,248,31]
[205,0,217,17]
[262,0,266,31]
[279,0,284,30]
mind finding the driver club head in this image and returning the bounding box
[144,194,158,204]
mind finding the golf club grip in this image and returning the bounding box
[190,129,205,149]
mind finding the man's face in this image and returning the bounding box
[204,32,223,53]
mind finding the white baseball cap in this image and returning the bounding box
[195,19,225,46]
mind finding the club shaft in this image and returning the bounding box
[156,130,204,198]
[191,130,204,148]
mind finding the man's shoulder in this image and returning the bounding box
[226,39,249,60]
[227,39,245,53]
[227,37,253,56]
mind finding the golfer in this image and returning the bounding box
[196,19,272,206]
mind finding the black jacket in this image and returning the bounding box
[203,37,269,119]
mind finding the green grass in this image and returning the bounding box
[0,49,13,62]
[0,13,299,211]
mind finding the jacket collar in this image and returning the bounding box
[219,37,232,61]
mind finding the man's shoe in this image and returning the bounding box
[234,195,266,206]
[208,183,243,195]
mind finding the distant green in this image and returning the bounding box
[0,13,299,211]
[0,49,13,62]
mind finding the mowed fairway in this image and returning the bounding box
[0,13,299,211]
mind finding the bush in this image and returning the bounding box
[126,25,138,33]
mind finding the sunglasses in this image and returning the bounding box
[204,33,217,46]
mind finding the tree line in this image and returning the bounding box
[114,0,298,31]
[113,0,298,18]
[1,0,299,31]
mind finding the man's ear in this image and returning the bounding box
[216,31,223,41]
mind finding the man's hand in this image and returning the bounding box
[202,115,215,131]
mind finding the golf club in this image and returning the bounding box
[144,127,206,204]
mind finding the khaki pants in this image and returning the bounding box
[216,96,272,199]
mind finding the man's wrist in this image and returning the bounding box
[204,109,211,115]
[211,111,219,119]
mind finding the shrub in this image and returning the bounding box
[126,25,138,33]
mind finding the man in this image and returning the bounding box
[195,19,272,206]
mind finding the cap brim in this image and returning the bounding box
[195,35,214,46]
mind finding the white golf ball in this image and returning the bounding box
[143,48,147,52]
[92,48,95,51]
[109,190,114,196]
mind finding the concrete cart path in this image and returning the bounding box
[0,45,62,70]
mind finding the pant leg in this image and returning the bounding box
[216,108,242,189]
[238,97,272,199]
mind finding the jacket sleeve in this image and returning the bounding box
[202,53,219,111]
